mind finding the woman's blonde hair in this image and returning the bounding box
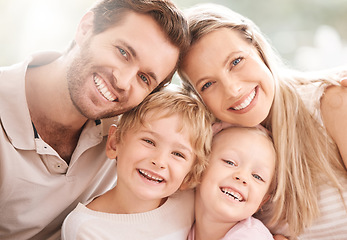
[114,88,214,189]
[178,3,347,237]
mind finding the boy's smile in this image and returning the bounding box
[107,114,195,208]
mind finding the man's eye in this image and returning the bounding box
[118,47,128,58]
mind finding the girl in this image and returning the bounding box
[178,3,347,239]
[189,126,276,240]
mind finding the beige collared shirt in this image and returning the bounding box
[0,52,117,240]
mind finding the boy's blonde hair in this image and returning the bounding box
[114,88,214,189]
[178,3,347,237]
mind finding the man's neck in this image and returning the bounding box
[25,59,88,163]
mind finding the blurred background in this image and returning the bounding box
[1,0,346,72]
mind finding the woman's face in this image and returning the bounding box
[181,28,275,127]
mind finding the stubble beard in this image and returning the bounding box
[66,44,125,120]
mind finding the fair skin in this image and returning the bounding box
[194,127,275,240]
[87,114,195,214]
[181,27,347,170]
[25,11,179,163]
[181,28,274,127]
[321,86,347,167]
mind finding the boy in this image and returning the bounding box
[62,89,213,239]
[0,0,189,239]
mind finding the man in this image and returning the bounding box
[0,0,188,239]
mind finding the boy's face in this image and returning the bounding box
[197,128,275,224]
[107,114,195,202]
[67,11,179,120]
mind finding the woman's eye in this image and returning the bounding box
[230,57,243,69]
[252,174,264,181]
[138,74,149,85]
[201,81,212,91]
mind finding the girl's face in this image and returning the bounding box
[197,128,275,224]
[181,28,275,127]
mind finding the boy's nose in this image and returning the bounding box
[151,159,165,169]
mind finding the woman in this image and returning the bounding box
[178,3,347,239]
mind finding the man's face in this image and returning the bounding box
[67,11,179,120]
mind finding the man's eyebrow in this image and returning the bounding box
[120,40,158,84]
[120,40,137,58]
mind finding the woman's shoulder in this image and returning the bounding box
[321,85,347,108]
[320,85,347,169]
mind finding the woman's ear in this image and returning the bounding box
[106,125,118,159]
[75,11,94,46]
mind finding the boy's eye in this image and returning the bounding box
[252,174,264,181]
[143,139,155,146]
[172,152,185,159]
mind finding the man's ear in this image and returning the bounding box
[106,125,118,159]
[75,11,94,46]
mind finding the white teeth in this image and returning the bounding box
[93,75,116,102]
[139,169,164,183]
[233,89,256,110]
[221,187,244,202]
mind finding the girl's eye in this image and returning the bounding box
[172,152,185,159]
[138,74,149,85]
[143,139,154,146]
[252,174,264,181]
[201,81,213,91]
[224,160,236,166]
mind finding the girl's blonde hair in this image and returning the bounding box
[115,88,214,189]
[178,3,347,237]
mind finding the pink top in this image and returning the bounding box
[187,217,273,240]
